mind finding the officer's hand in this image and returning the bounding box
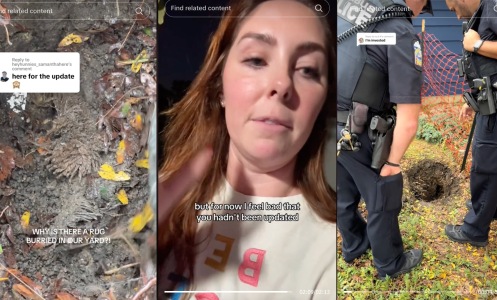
[158,147,213,226]
[380,164,401,177]
[463,29,481,52]
[459,103,473,120]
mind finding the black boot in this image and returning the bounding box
[378,249,423,280]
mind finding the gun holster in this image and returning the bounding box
[369,115,395,170]
[463,91,479,112]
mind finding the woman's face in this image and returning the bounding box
[222,0,328,172]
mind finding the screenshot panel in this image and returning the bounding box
[0,1,156,299]
[337,0,497,298]
[158,0,336,299]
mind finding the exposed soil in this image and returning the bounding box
[0,1,156,299]
[406,159,460,202]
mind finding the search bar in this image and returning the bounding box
[313,0,330,16]
[165,0,330,18]
[1,1,152,21]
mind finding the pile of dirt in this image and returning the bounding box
[0,1,156,299]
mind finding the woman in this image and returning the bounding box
[158,0,336,299]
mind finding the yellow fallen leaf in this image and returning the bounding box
[126,97,142,105]
[0,277,8,281]
[131,49,147,73]
[116,189,128,205]
[130,113,143,131]
[439,272,446,279]
[474,278,482,286]
[129,203,153,233]
[21,211,30,230]
[135,159,149,169]
[98,164,130,181]
[116,140,125,165]
[58,33,88,47]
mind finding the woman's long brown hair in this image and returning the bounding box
[158,0,336,287]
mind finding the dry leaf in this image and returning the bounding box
[140,73,156,96]
[142,62,154,74]
[21,211,30,230]
[126,97,142,105]
[32,242,50,249]
[12,284,41,300]
[129,203,153,233]
[98,164,130,181]
[6,225,15,244]
[116,189,128,205]
[4,246,16,267]
[36,136,50,155]
[130,113,143,131]
[19,275,42,292]
[0,145,16,181]
[56,292,78,300]
[58,33,88,47]
[116,140,125,165]
[130,49,147,73]
[7,269,20,276]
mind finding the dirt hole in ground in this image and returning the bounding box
[406,159,459,202]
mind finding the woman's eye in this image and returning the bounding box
[243,57,266,68]
[299,67,320,80]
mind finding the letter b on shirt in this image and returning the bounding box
[238,248,266,287]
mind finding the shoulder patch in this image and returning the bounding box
[337,0,380,26]
[413,40,423,71]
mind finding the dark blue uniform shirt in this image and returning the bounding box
[366,18,423,105]
[478,0,497,40]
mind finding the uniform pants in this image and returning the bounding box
[463,113,497,241]
[337,125,405,276]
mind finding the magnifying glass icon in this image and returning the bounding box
[135,7,143,15]
[315,4,323,12]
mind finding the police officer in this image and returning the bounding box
[337,0,432,279]
[445,0,497,247]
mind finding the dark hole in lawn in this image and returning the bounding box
[406,159,455,202]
